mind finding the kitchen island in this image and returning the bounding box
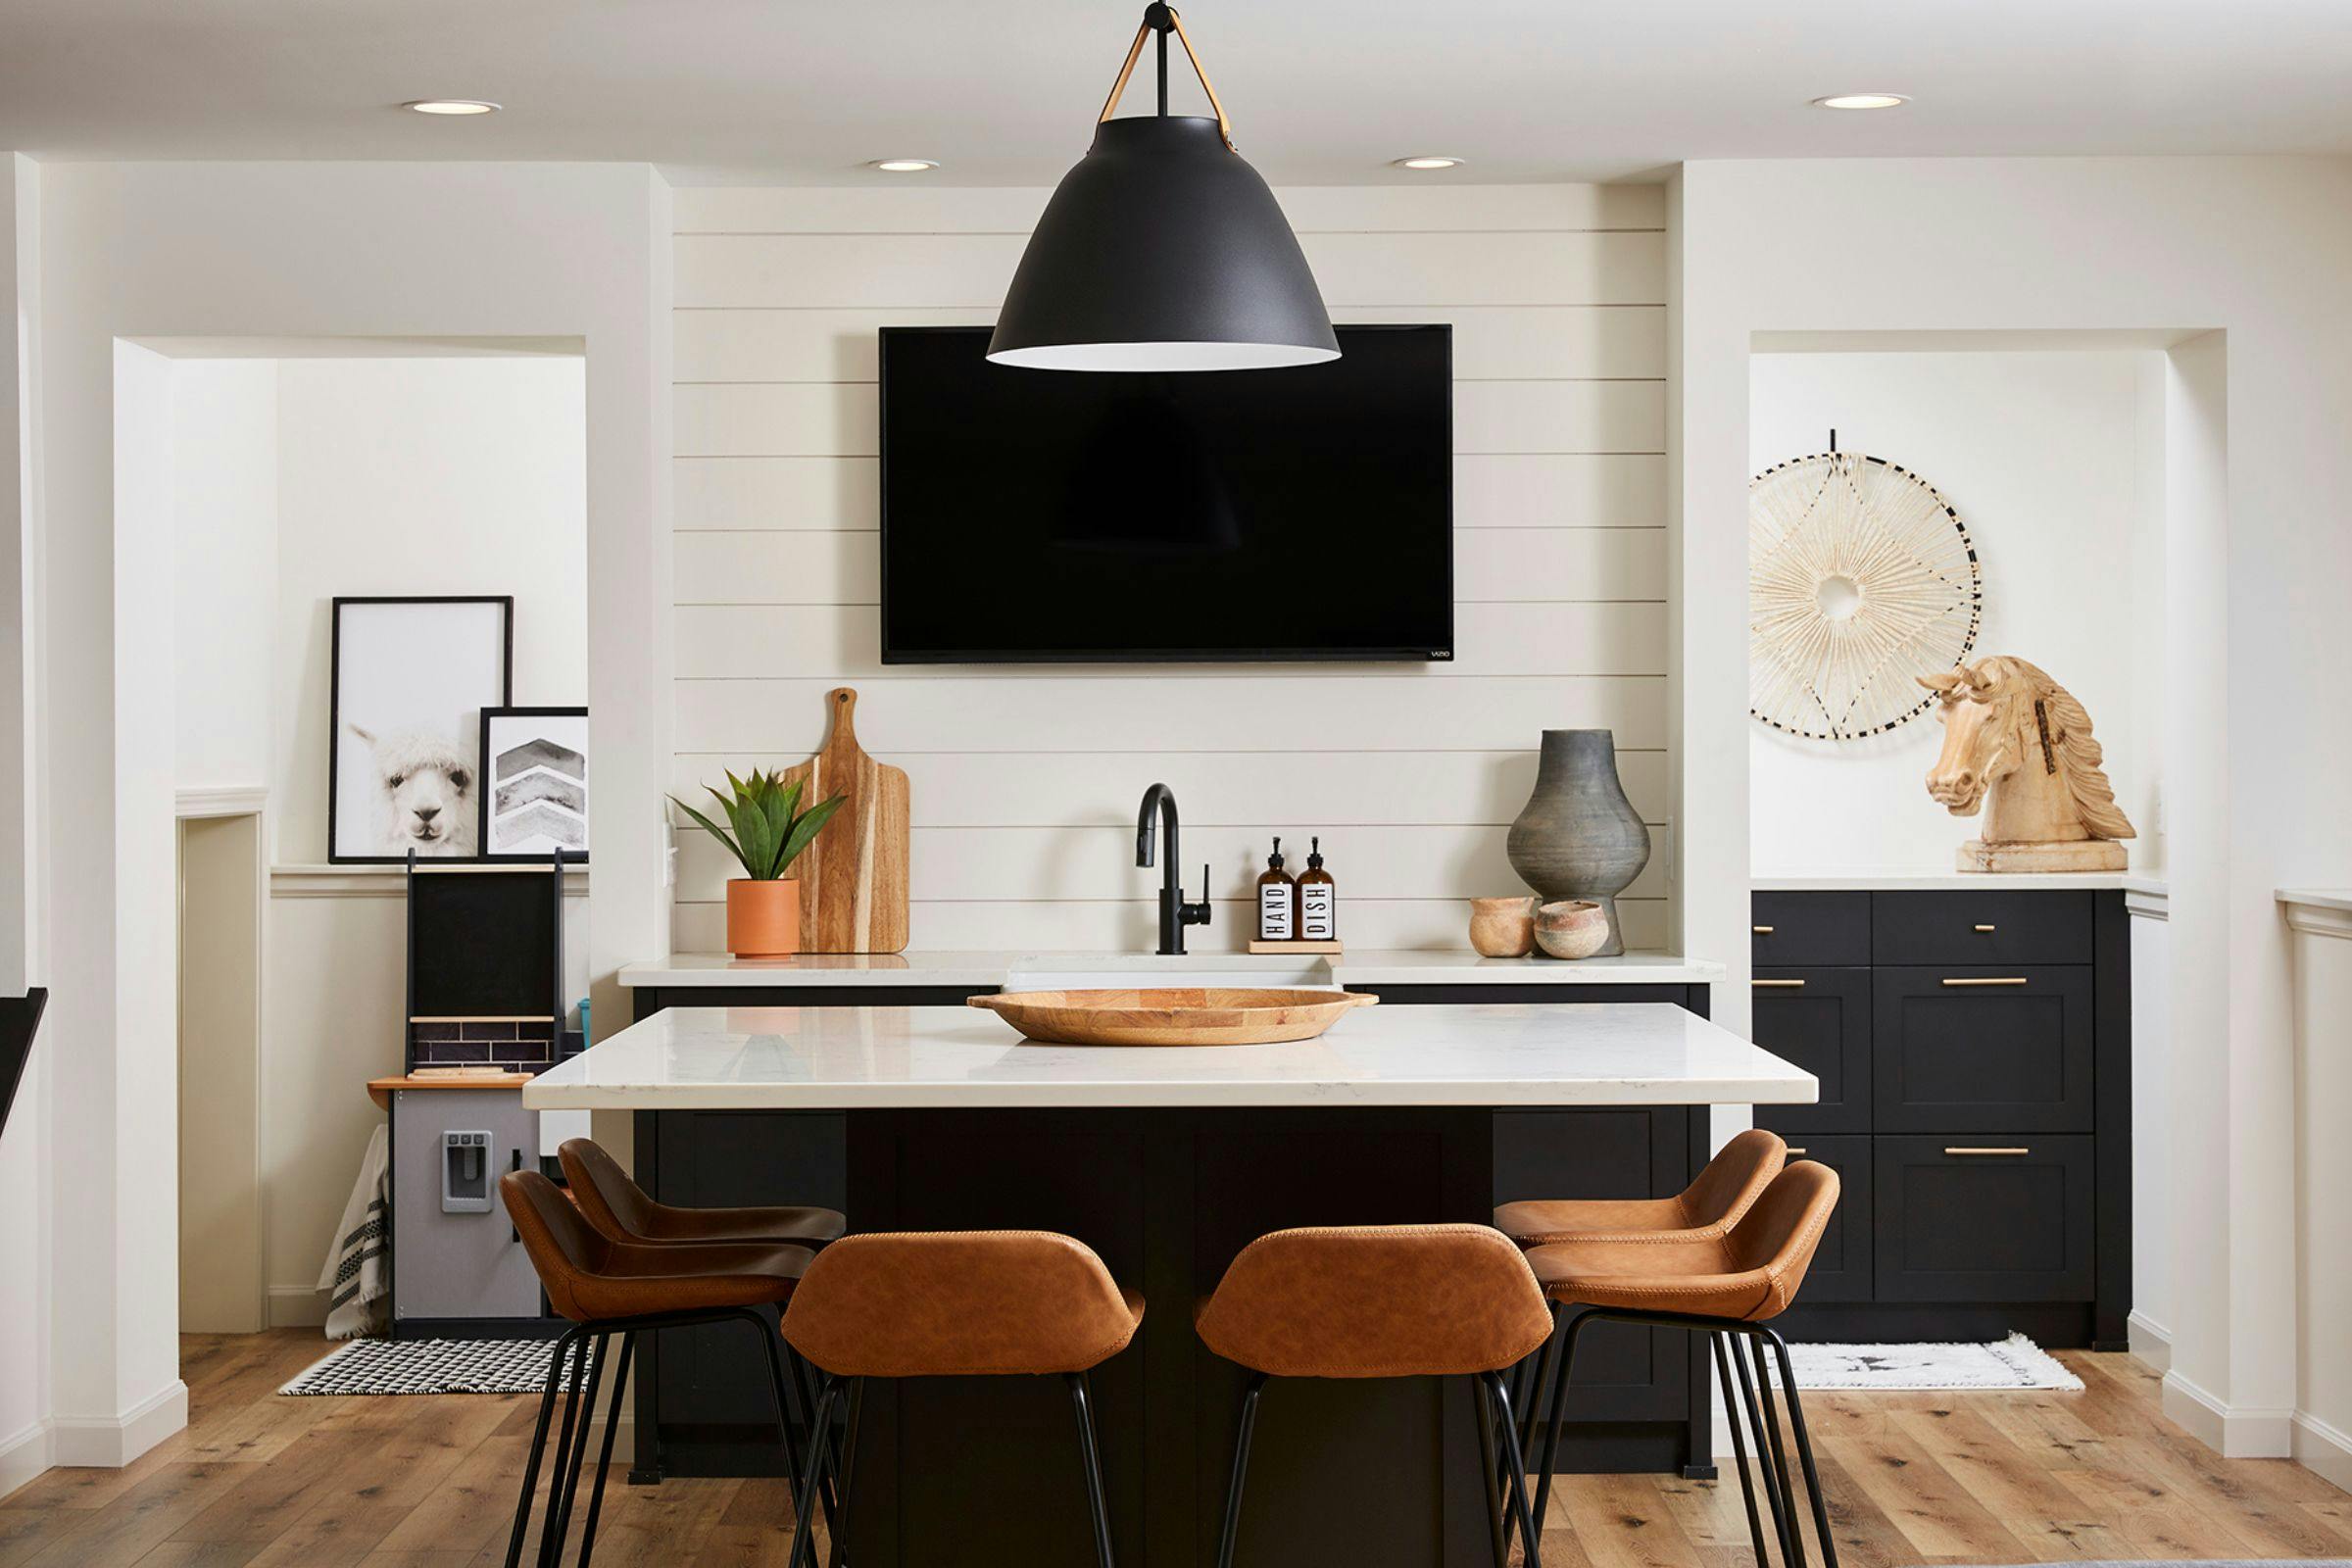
[528,998,1810,1568]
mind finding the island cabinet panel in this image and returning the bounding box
[1755,889,2130,1350]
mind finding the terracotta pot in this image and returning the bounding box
[726,878,803,956]
[1534,899,1610,960]
[1467,896,1537,957]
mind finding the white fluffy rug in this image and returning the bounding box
[1769,1332,2084,1392]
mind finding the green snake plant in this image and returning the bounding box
[670,769,847,881]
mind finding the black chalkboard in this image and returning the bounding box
[408,869,558,1019]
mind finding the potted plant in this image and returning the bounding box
[671,770,846,956]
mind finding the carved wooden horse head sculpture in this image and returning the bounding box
[1918,656,2135,847]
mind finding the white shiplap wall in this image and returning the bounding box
[669,182,1672,953]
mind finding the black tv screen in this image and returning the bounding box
[879,324,1452,662]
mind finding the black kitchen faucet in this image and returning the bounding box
[1136,783,1212,956]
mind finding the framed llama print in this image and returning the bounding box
[327,596,514,863]
[478,707,589,862]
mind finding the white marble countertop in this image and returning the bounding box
[619,950,1726,989]
[1752,870,2167,893]
[525,1002,1812,1111]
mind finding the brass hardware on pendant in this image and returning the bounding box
[1099,6,1235,150]
[1973,923,1997,932]
[1752,924,1775,934]
[1752,978,1806,988]
[1941,976,2028,987]
[1944,1147,2030,1156]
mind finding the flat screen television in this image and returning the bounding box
[879,324,1451,662]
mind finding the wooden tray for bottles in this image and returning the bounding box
[967,988,1378,1048]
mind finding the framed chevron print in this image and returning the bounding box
[477,706,589,862]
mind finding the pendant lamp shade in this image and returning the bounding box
[988,10,1339,372]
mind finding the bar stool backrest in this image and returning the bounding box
[1680,1128,1787,1232]
[558,1137,659,1245]
[1723,1160,1841,1319]
[1197,1224,1552,1379]
[781,1231,1139,1378]
[500,1169,619,1322]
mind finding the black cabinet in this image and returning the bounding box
[1873,966,2094,1133]
[1872,890,2092,965]
[1750,892,1871,966]
[1773,1134,1870,1302]
[1873,1136,2095,1302]
[1749,968,1870,1133]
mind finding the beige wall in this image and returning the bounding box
[2284,896,2352,1491]
[667,183,1676,952]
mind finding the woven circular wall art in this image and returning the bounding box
[1749,451,1982,740]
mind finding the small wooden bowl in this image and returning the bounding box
[968,988,1379,1048]
[1534,900,1610,960]
[1467,896,1537,957]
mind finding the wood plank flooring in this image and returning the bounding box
[2,1332,2347,1566]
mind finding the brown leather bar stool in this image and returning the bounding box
[499,1168,815,1568]
[780,1231,1145,1568]
[561,1136,847,1250]
[1195,1224,1555,1568]
[1524,1161,1842,1568]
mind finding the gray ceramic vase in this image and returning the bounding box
[1504,729,1651,957]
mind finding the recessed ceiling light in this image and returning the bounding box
[1393,156,1465,172]
[1812,93,1908,111]
[404,99,501,116]
[870,159,940,173]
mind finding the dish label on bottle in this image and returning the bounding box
[1258,885,1294,940]
[1299,884,1335,940]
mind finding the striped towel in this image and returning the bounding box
[316,1124,391,1340]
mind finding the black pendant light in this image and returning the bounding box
[988,3,1339,372]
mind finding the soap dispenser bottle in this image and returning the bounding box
[1297,836,1337,942]
[1255,837,1297,942]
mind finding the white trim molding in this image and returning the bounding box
[0,1418,54,1502]
[2278,888,2352,940]
[174,784,268,819]
[2162,1368,2292,1458]
[271,863,590,899]
[2127,1309,2172,1372]
[268,1283,329,1330]
[2292,1408,2352,1494]
[2124,885,2170,920]
[48,1380,189,1469]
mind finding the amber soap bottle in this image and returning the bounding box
[1255,837,1297,941]
[1297,836,1337,941]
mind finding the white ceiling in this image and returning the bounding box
[4,0,2350,186]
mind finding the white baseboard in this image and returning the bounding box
[49,1381,188,1469]
[2127,1310,2172,1372]
[0,1418,54,1501]
[268,1285,328,1329]
[2292,1410,2352,1494]
[2161,1368,2292,1458]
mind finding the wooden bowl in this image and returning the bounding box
[968,988,1379,1048]
[1467,896,1537,957]
[1534,900,1610,960]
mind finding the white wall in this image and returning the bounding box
[2283,897,2352,1491]
[171,361,276,790]
[1679,156,2352,1459]
[667,184,1677,953]
[1747,349,2164,875]
[24,162,668,1472]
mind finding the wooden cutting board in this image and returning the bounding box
[779,687,910,954]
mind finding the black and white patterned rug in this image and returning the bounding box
[1772,1332,2083,1391]
[279,1337,584,1396]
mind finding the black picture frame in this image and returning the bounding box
[477,705,590,863]
[327,595,514,863]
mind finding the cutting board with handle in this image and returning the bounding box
[779,687,910,954]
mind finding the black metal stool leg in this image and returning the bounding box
[571,1331,634,1568]
[787,1377,841,1568]
[826,1379,865,1568]
[1730,1327,1796,1568]
[1475,1374,1510,1567]
[1765,1330,1839,1568]
[1065,1372,1116,1568]
[1485,1372,1544,1568]
[1532,1306,1594,1536]
[1517,1305,1562,1462]
[1711,1333,1774,1568]
[739,1314,808,1523]
[1214,1373,1267,1568]
[506,1326,583,1568]
[784,1340,843,1535]
[1746,1334,1805,1568]
[541,1334,607,1568]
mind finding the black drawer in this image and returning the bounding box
[1873,1135,2094,1301]
[1750,892,1870,966]
[1749,968,1870,1134]
[1777,1134,1870,1303]
[1873,966,2094,1132]
[1871,890,2092,965]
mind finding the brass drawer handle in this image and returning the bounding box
[1752,978,1806,988]
[1786,1147,1808,1155]
[1752,924,1776,934]
[1944,1147,2031,1156]
[1974,923,1997,932]
[1941,977,2028,987]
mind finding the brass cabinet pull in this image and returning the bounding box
[1786,1147,1808,1155]
[1752,978,1806,988]
[1944,1146,2030,1156]
[1941,976,2028,987]
[1752,924,1776,934]
[1973,923,1997,932]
